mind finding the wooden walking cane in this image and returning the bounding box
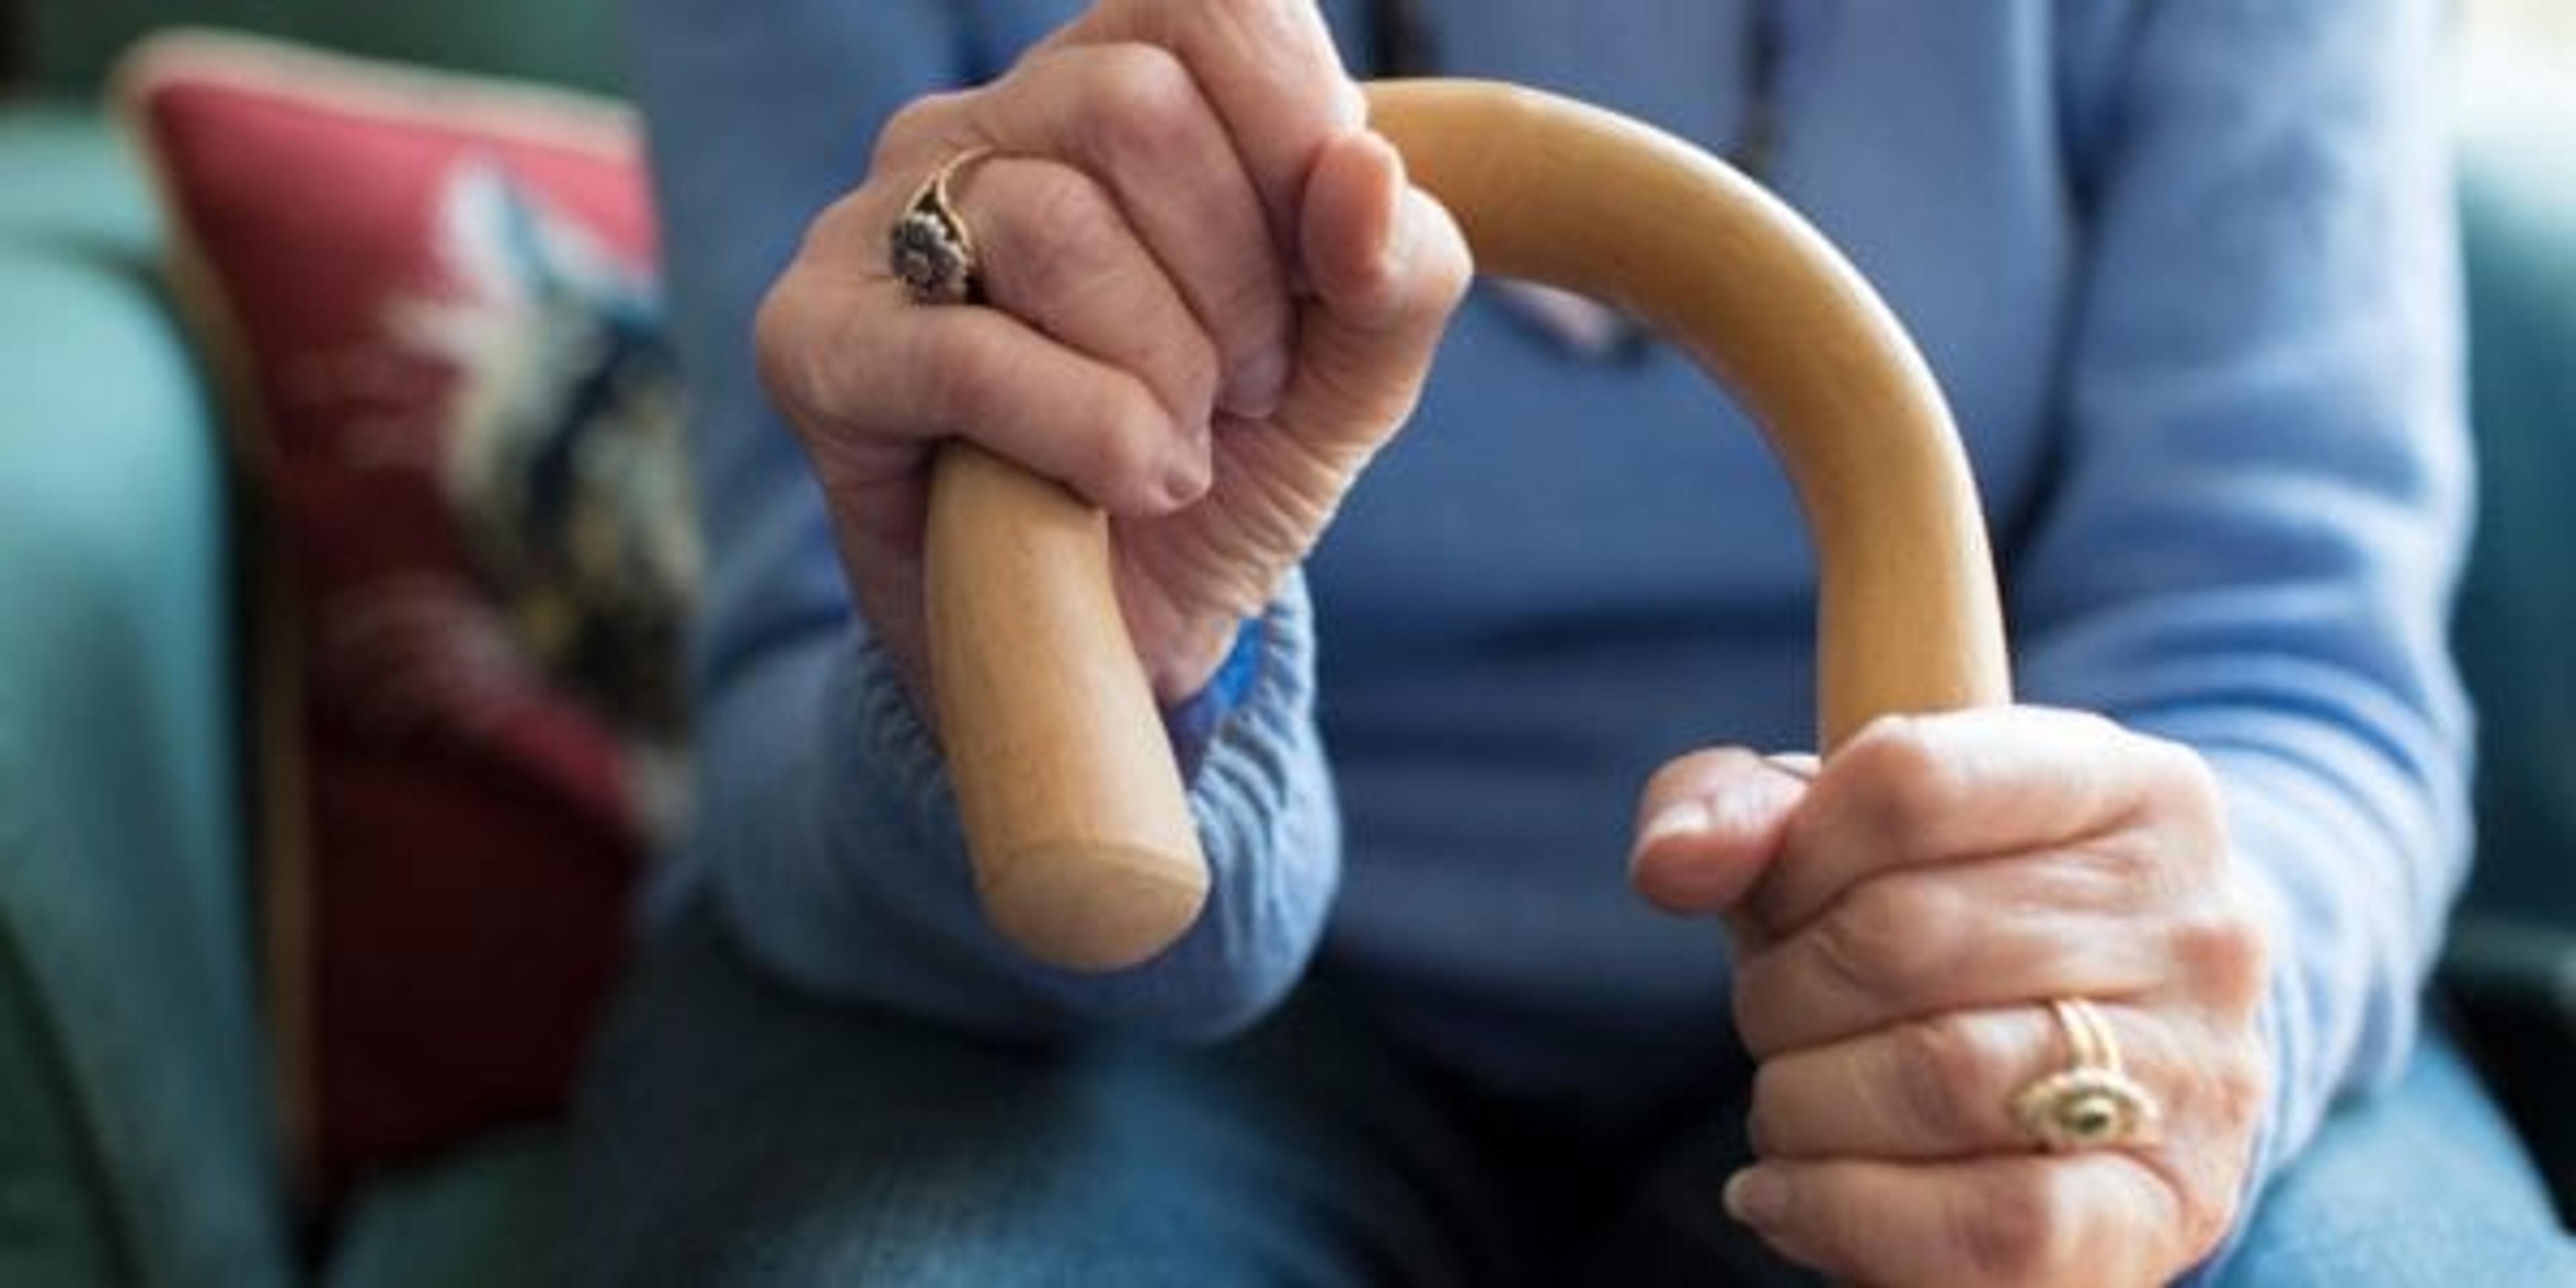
[924,80,2013,971]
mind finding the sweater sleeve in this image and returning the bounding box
[2011,0,2471,1232]
[625,0,1342,1040]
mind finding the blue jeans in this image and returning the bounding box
[566,902,2575,1285]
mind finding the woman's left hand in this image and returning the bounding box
[1631,706,2273,1287]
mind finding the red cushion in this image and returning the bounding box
[119,30,689,1195]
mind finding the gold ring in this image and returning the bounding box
[890,147,994,305]
[2009,998,2161,1151]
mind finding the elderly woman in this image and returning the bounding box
[570,0,2575,1282]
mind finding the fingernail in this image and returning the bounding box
[1224,350,1290,420]
[1723,1167,1788,1229]
[1635,800,1714,859]
[1376,146,1417,280]
[1334,80,1371,133]
[1161,447,1212,508]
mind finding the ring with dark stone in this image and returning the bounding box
[889,148,991,305]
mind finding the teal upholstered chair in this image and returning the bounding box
[1,8,612,1285]
[2445,40,2576,1216]
[1,6,2570,1282]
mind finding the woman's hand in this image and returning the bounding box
[755,0,1471,705]
[1631,707,2273,1286]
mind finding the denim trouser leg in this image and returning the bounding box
[2216,1025,2576,1285]
[564,901,1516,1287]
[570,900,2575,1285]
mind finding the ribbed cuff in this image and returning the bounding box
[1162,616,1267,780]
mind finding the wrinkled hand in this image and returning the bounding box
[756,0,1471,705]
[1631,707,2273,1286]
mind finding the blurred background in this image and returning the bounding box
[2471,0,2576,40]
[2,2,2572,1287]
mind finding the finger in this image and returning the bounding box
[896,44,1293,419]
[1127,134,1464,629]
[1723,1154,2194,1287]
[1729,856,2191,1057]
[755,233,1197,519]
[1044,0,1367,246]
[1754,708,2223,938]
[1269,130,1470,463]
[1750,1001,2210,1162]
[1629,747,1811,926]
[947,156,1222,465]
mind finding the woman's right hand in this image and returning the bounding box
[756,0,1472,708]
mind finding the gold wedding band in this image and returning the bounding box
[890,147,995,305]
[2010,998,2161,1151]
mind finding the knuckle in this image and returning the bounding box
[2198,1032,2270,1139]
[2219,1042,2269,1129]
[750,274,812,412]
[2053,706,2131,748]
[1092,396,1189,513]
[2171,905,2270,1014]
[1957,1172,2078,1282]
[1813,877,1955,1007]
[2138,1024,2263,1265]
[1731,973,1784,1055]
[1890,1017,1992,1145]
[1002,167,1129,307]
[1809,906,1893,1006]
[1213,264,1294,360]
[2178,1186,2238,1266]
[1167,328,1224,422]
[1074,42,1204,164]
[1835,716,1957,845]
[922,324,1175,515]
[805,185,883,248]
[1844,875,1957,994]
[1409,202,1476,305]
[915,323,1004,433]
[875,91,971,168]
[2150,734,2222,808]
[2161,1114,2249,1264]
[2143,735,2227,857]
[1189,0,1288,40]
[1745,1062,1792,1154]
[752,252,861,435]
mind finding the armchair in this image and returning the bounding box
[1,7,2569,1283]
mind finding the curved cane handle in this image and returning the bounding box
[926,80,2012,971]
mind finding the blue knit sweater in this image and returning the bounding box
[628,0,2471,1234]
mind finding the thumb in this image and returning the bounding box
[1271,129,1472,464]
[1629,749,1815,934]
